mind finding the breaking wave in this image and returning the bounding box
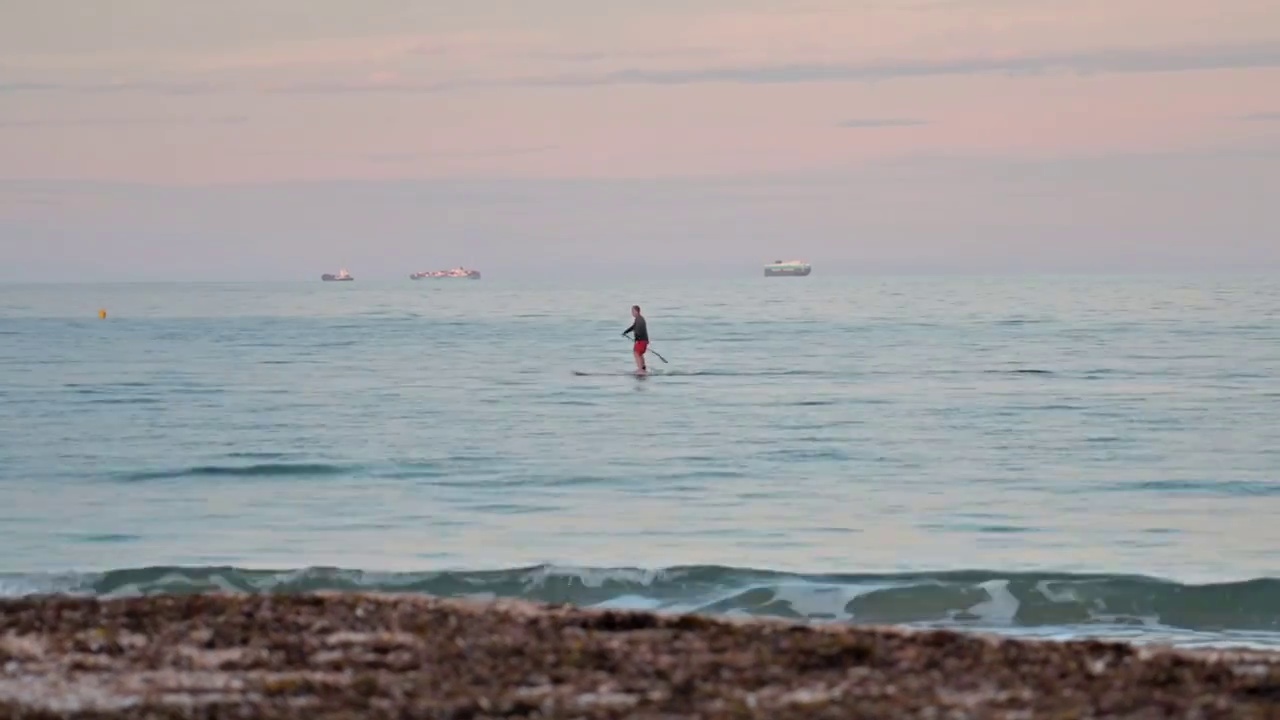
[3,564,1279,647]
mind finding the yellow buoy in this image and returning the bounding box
[98,309,107,319]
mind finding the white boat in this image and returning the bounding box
[764,260,811,277]
[410,266,481,280]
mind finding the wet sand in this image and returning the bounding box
[2,593,1278,718]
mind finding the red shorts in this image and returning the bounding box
[633,340,648,354]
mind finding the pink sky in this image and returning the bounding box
[1,0,1278,279]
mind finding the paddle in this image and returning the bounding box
[622,335,668,363]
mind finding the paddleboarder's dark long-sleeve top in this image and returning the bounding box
[623,316,648,342]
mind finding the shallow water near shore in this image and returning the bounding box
[2,275,1278,649]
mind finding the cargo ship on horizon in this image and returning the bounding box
[764,260,811,277]
[411,266,481,280]
[321,268,353,281]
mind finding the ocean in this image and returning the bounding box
[2,275,1278,650]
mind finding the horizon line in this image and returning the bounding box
[2,268,1277,286]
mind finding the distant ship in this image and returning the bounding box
[411,266,481,280]
[321,268,353,281]
[764,260,811,277]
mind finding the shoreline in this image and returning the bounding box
[4,594,1280,718]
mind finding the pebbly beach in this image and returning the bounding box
[2,592,1279,719]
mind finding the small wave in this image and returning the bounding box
[993,319,1049,326]
[61,533,142,544]
[3,564,1279,640]
[87,397,167,406]
[1101,479,1280,497]
[115,462,351,482]
[786,399,839,407]
[985,369,1055,375]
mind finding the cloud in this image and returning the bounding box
[1239,112,1280,121]
[838,118,927,128]
[259,40,1280,96]
[0,82,60,93]
[526,47,725,63]
[366,152,419,164]
[263,80,461,94]
[0,80,225,95]
[366,145,557,163]
[509,41,1280,88]
[5,40,1279,99]
[0,115,248,128]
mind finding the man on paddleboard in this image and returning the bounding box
[622,305,649,373]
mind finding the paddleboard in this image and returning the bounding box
[572,370,650,377]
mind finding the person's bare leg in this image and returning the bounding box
[634,350,646,373]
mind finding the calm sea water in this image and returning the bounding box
[2,275,1279,649]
